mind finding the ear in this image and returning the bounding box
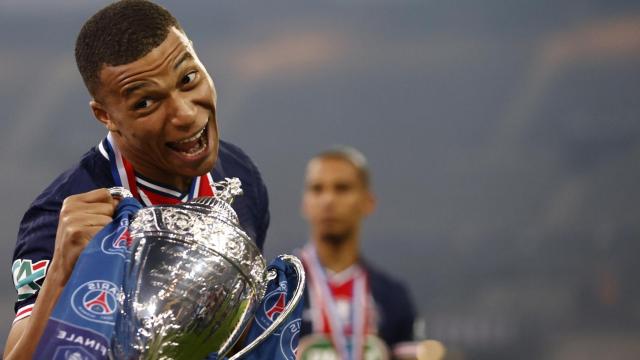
[90,100,119,133]
[362,191,376,217]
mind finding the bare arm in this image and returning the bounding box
[3,189,118,359]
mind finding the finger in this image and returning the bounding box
[59,203,118,225]
[62,200,119,216]
[66,188,115,205]
[73,202,118,216]
[76,214,115,228]
[66,225,108,246]
[62,194,119,214]
[62,213,114,228]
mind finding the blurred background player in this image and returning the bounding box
[297,146,417,359]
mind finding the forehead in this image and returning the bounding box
[96,27,196,95]
[305,157,362,183]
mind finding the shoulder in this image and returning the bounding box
[213,140,269,251]
[28,146,112,210]
[17,146,111,253]
[365,261,412,295]
[214,140,266,196]
[363,260,415,311]
[214,140,266,199]
[216,140,261,175]
[362,260,417,345]
[17,146,112,241]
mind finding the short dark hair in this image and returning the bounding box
[75,0,182,95]
[312,146,371,188]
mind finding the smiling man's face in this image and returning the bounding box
[90,27,219,191]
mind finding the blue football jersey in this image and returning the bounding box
[11,139,270,322]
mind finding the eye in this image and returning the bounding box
[181,71,197,85]
[134,98,152,110]
[335,183,351,193]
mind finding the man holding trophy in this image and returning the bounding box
[4,1,293,359]
[298,147,417,359]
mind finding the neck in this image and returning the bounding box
[143,172,193,193]
[108,135,193,193]
[312,232,360,273]
[133,166,193,193]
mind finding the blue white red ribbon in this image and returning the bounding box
[301,244,368,360]
[100,133,214,206]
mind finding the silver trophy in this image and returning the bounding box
[109,178,305,359]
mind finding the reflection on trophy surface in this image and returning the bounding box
[110,178,304,360]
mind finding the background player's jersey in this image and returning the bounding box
[301,259,416,348]
[11,139,270,322]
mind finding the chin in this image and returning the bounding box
[202,151,218,173]
[180,149,217,176]
[320,233,349,245]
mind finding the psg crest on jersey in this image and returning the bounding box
[71,280,119,325]
[247,276,303,360]
[100,218,131,258]
[254,282,287,330]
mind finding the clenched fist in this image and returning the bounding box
[51,188,119,285]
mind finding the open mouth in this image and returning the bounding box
[166,125,208,157]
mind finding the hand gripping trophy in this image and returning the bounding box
[109,178,305,359]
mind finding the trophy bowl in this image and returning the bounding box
[109,179,304,360]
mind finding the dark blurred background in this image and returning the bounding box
[1,1,640,359]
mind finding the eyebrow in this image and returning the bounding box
[124,82,148,97]
[122,52,195,97]
[174,52,194,70]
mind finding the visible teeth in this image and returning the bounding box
[177,128,205,143]
[186,144,206,156]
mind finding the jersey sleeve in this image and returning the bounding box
[9,149,104,322]
[11,199,61,322]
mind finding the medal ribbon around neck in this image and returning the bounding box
[103,132,214,206]
[301,243,368,360]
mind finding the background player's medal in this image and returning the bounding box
[110,179,306,359]
[297,334,390,360]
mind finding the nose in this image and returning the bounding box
[318,190,336,208]
[168,93,197,129]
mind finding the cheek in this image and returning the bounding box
[304,197,325,217]
[348,199,368,216]
[132,115,166,141]
[301,199,314,216]
[192,82,216,106]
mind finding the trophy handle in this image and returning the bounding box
[229,254,306,360]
